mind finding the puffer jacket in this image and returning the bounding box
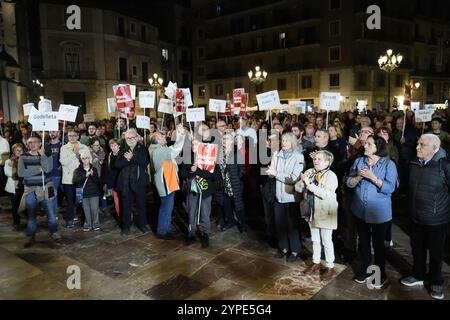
[409,151,450,226]
[73,164,101,198]
[269,149,304,203]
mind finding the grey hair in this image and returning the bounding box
[124,128,138,137]
[421,134,441,150]
[282,132,299,151]
[315,129,330,139]
[315,150,334,167]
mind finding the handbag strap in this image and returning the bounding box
[82,176,89,190]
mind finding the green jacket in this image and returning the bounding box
[149,132,186,197]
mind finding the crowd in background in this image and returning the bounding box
[0,105,449,299]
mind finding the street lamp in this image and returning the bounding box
[248,66,268,86]
[148,73,164,119]
[378,49,403,110]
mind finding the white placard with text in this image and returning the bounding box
[136,115,150,130]
[38,99,52,112]
[139,91,155,109]
[415,109,434,122]
[58,104,79,122]
[107,98,117,113]
[186,108,205,122]
[23,103,34,116]
[209,99,226,113]
[83,113,96,123]
[30,111,59,131]
[158,98,173,114]
[256,90,281,111]
[320,92,341,111]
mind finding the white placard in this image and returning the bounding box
[38,99,52,112]
[58,104,79,122]
[357,100,367,113]
[107,98,117,113]
[23,103,34,116]
[136,115,150,130]
[83,113,96,123]
[411,102,420,112]
[165,81,177,99]
[256,90,281,111]
[29,111,59,131]
[209,99,226,113]
[130,85,136,100]
[158,98,173,114]
[320,92,341,111]
[289,101,306,114]
[415,109,434,122]
[186,108,205,122]
[182,88,193,107]
[139,91,155,109]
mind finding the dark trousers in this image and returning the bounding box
[274,201,301,253]
[355,217,390,278]
[9,188,23,226]
[410,222,447,286]
[63,184,76,223]
[221,193,246,228]
[121,189,148,230]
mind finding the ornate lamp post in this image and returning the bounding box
[378,49,403,110]
[148,73,164,119]
[248,65,269,122]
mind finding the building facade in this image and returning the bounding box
[192,0,450,111]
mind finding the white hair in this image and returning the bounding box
[421,134,441,150]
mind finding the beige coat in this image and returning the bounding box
[4,159,17,194]
[295,169,338,230]
[59,142,89,184]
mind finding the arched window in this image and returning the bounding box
[60,41,82,78]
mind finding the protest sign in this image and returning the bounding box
[186,107,205,122]
[209,99,226,113]
[139,91,155,109]
[320,92,341,111]
[195,143,218,173]
[29,111,59,131]
[411,102,420,112]
[23,103,34,116]
[415,109,434,122]
[165,81,177,99]
[58,104,78,122]
[107,98,117,113]
[38,99,52,112]
[136,115,150,130]
[256,90,281,111]
[83,113,96,123]
[289,101,306,114]
[175,88,186,113]
[158,98,173,114]
[182,88,193,107]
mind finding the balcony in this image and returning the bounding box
[43,70,97,80]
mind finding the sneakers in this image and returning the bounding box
[274,249,288,259]
[400,276,424,287]
[73,217,79,222]
[353,272,372,284]
[303,263,322,275]
[430,285,444,300]
[51,232,62,241]
[93,227,101,232]
[24,236,36,248]
[372,276,388,289]
[65,222,75,229]
[287,252,300,263]
[83,226,92,232]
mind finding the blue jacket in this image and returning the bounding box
[346,156,398,224]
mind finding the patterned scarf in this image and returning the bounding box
[219,146,233,197]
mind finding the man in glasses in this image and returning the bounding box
[19,136,61,247]
[115,129,151,236]
[60,130,90,228]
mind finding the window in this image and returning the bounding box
[395,75,403,87]
[198,47,204,59]
[427,81,434,95]
[162,49,169,62]
[215,84,223,95]
[130,22,136,34]
[64,52,80,78]
[329,0,341,10]
[357,71,367,87]
[329,73,340,87]
[141,62,148,83]
[197,66,205,76]
[277,78,287,91]
[198,28,204,40]
[279,32,286,48]
[329,46,341,62]
[329,21,341,37]
[377,74,386,87]
[132,65,137,77]
[301,75,312,89]
[141,25,146,41]
[119,57,128,81]
[198,85,206,97]
[182,73,189,87]
[118,17,125,36]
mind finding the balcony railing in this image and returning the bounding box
[43,70,97,80]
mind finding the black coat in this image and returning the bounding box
[104,152,120,189]
[409,152,450,226]
[213,148,245,213]
[73,164,101,198]
[180,158,216,199]
[115,143,150,193]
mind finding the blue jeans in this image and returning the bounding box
[50,176,61,217]
[26,192,57,236]
[157,192,175,236]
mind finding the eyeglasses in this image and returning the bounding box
[125,136,137,140]
[81,157,89,160]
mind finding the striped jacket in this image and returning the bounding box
[18,152,53,187]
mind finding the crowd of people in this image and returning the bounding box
[0,106,449,299]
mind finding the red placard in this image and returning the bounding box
[239,93,248,117]
[195,143,218,173]
[114,84,133,107]
[175,88,186,113]
[223,99,232,116]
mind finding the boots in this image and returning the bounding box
[201,233,209,248]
